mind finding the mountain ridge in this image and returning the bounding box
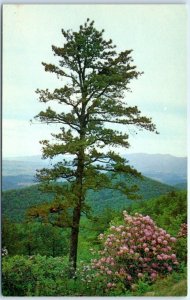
[2,153,187,190]
[3,152,187,162]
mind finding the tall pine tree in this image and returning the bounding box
[34,19,157,272]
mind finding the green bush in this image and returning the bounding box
[175,237,187,264]
[171,223,187,264]
[2,255,70,296]
[2,254,109,296]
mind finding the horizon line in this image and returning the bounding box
[3,152,187,160]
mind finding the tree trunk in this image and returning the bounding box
[69,205,81,276]
[68,109,86,276]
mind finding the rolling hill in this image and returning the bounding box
[2,153,187,190]
[2,174,176,222]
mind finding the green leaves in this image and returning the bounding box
[35,108,80,131]
[36,86,76,105]
[36,162,76,182]
[2,255,70,296]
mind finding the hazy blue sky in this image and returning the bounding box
[3,4,187,157]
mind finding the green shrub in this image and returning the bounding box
[2,255,70,296]
[175,224,187,263]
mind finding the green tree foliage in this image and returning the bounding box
[2,219,23,255]
[2,185,54,222]
[33,19,157,270]
[2,219,69,257]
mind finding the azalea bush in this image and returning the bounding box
[84,211,179,293]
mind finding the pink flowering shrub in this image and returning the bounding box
[86,211,179,291]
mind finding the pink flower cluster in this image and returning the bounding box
[89,211,178,289]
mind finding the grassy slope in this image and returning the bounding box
[128,270,187,297]
[143,273,187,296]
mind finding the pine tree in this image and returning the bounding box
[34,19,157,273]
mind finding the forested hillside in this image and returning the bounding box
[2,175,176,222]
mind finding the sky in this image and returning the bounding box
[3,4,187,158]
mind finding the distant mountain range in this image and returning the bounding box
[2,153,187,191]
[125,153,187,186]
